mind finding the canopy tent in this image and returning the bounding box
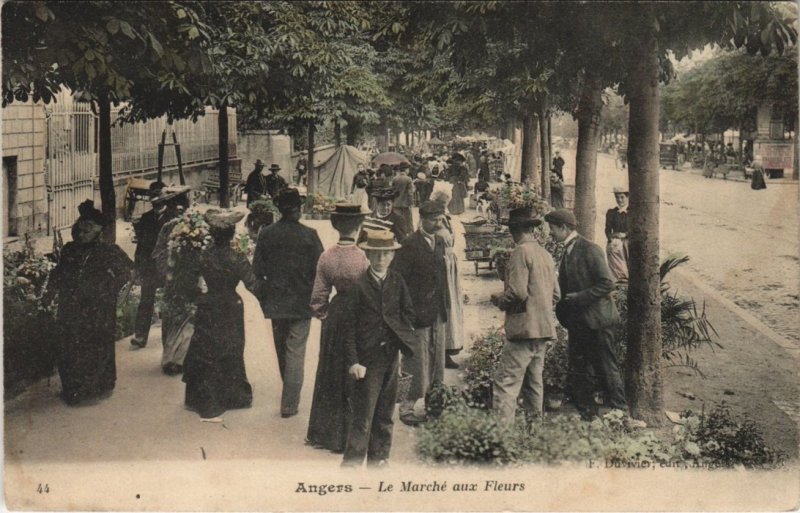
[427,137,446,146]
[669,133,696,142]
[315,145,369,200]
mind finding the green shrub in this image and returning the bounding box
[3,243,58,398]
[613,254,721,375]
[416,402,523,465]
[462,327,505,409]
[678,402,785,469]
[542,325,569,397]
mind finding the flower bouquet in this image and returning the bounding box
[167,211,212,261]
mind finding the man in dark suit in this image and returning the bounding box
[391,201,449,425]
[545,208,634,423]
[130,182,172,349]
[253,188,324,418]
[244,159,267,207]
[341,230,417,467]
[264,163,289,199]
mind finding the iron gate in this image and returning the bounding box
[45,100,96,232]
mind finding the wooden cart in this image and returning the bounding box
[463,229,514,275]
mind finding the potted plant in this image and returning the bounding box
[489,246,510,280]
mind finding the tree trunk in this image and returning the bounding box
[539,109,551,201]
[521,112,541,188]
[218,103,230,208]
[404,130,410,147]
[334,118,341,147]
[344,115,361,146]
[794,110,799,180]
[394,131,400,148]
[574,73,603,241]
[307,121,316,194]
[624,27,663,427]
[97,92,116,243]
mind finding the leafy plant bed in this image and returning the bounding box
[417,399,784,469]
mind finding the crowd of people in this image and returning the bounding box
[42,138,647,468]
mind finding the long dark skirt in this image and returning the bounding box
[306,293,353,452]
[58,307,117,405]
[183,293,252,418]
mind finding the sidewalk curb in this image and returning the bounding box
[673,267,799,359]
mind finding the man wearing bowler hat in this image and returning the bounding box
[265,163,288,200]
[391,200,449,425]
[253,188,324,418]
[245,159,267,208]
[490,207,559,425]
[545,209,643,427]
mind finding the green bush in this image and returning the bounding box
[462,327,505,409]
[417,402,523,465]
[542,325,569,397]
[678,402,785,469]
[613,254,721,375]
[3,244,58,398]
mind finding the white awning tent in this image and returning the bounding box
[314,145,369,200]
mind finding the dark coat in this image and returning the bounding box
[391,230,448,328]
[605,207,628,242]
[133,209,163,271]
[245,169,268,206]
[265,173,288,199]
[344,270,417,367]
[253,218,324,319]
[556,236,619,330]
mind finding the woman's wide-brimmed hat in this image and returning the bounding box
[451,152,466,162]
[204,209,245,230]
[151,185,192,205]
[501,207,542,227]
[358,229,401,251]
[612,186,629,194]
[330,203,368,218]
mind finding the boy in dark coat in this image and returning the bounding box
[342,230,417,467]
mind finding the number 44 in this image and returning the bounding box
[37,483,49,494]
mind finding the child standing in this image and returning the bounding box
[341,230,417,468]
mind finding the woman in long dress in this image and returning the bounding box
[306,204,369,452]
[183,210,261,420]
[605,188,630,281]
[447,153,469,215]
[45,203,133,405]
[430,190,464,369]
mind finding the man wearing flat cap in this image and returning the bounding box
[391,200,449,425]
[253,188,324,418]
[545,209,640,426]
[490,207,559,425]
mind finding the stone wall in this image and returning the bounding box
[2,101,47,238]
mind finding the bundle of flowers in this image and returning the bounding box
[305,192,337,214]
[233,233,254,259]
[492,182,550,216]
[167,211,212,258]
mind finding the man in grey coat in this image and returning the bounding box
[490,207,559,425]
[253,188,324,418]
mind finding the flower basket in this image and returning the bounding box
[396,371,414,404]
